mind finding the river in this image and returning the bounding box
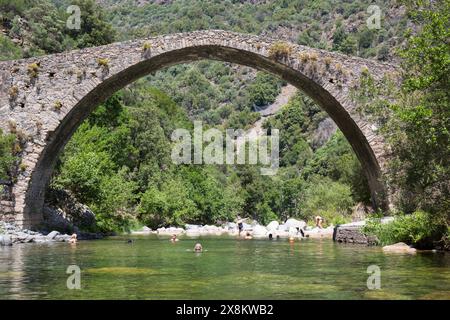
[0,235,449,299]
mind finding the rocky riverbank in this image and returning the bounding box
[0,221,104,246]
[0,222,72,245]
[131,218,335,239]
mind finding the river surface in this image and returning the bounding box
[0,235,449,299]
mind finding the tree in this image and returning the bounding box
[67,0,116,48]
[0,129,16,181]
[384,0,450,218]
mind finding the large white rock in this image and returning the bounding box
[185,224,201,230]
[253,225,268,237]
[266,221,279,231]
[186,229,200,237]
[46,230,60,239]
[285,218,306,230]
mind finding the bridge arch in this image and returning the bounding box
[0,30,397,228]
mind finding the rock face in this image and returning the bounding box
[333,225,371,244]
[0,30,398,228]
[382,242,417,254]
[333,217,394,245]
[42,188,96,234]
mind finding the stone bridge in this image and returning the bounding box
[0,30,398,229]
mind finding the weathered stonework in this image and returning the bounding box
[333,225,371,245]
[0,30,399,229]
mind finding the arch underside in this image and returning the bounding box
[24,45,387,226]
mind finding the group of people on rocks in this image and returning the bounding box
[68,215,325,249]
[167,215,325,252]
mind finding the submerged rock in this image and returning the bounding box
[0,235,12,246]
[382,242,417,254]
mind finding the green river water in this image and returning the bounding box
[0,235,449,300]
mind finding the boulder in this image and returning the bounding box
[252,225,268,237]
[186,229,200,237]
[46,230,60,239]
[266,221,279,231]
[54,234,71,242]
[226,222,237,230]
[185,224,201,230]
[0,235,12,246]
[288,227,298,235]
[242,223,252,231]
[382,242,417,254]
[285,218,306,230]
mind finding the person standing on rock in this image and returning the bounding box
[236,216,248,235]
[315,216,324,229]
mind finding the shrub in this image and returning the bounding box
[19,162,27,172]
[0,129,16,180]
[27,63,39,78]
[97,58,109,68]
[268,41,293,60]
[363,211,447,249]
[54,100,63,111]
[9,86,18,100]
[143,42,151,50]
[309,52,318,61]
[324,56,332,69]
[299,52,309,63]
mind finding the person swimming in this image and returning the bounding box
[244,232,252,240]
[194,243,203,252]
[68,233,77,244]
[171,234,179,242]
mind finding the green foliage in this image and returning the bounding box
[0,34,21,60]
[372,1,450,222]
[363,211,447,248]
[0,0,115,60]
[300,177,354,222]
[248,72,282,108]
[0,129,16,181]
[268,41,292,60]
[66,0,116,48]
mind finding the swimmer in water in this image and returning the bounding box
[68,233,77,244]
[244,232,252,240]
[194,243,203,252]
[171,234,179,242]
